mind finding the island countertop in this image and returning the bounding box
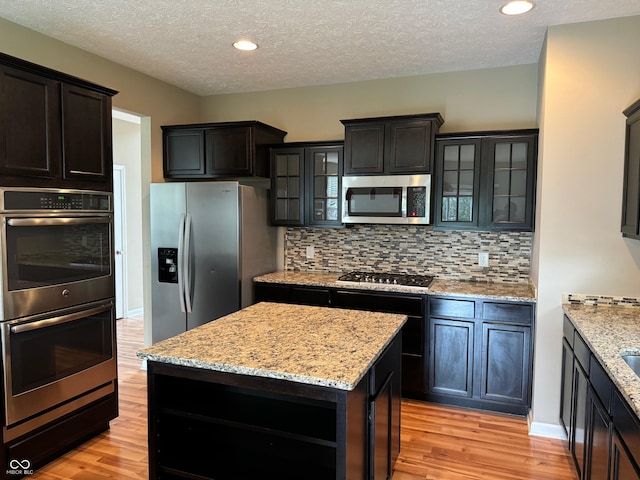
[137,302,406,391]
[563,303,640,418]
[253,270,536,302]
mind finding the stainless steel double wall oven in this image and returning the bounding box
[0,188,117,442]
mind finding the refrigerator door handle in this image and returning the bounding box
[183,212,193,313]
[177,213,187,313]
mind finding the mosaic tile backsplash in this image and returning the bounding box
[285,225,532,284]
[562,294,640,307]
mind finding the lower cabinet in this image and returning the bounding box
[561,314,640,480]
[611,430,640,480]
[254,282,535,415]
[429,317,474,398]
[427,295,534,415]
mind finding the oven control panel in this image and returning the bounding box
[2,190,111,211]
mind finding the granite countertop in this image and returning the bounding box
[253,270,536,302]
[563,303,640,417]
[137,302,406,391]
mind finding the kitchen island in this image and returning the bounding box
[137,302,406,480]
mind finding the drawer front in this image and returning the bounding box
[574,332,591,374]
[482,302,533,325]
[590,355,612,414]
[563,315,575,347]
[290,287,332,307]
[334,290,423,316]
[429,297,475,320]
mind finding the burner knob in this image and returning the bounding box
[385,278,390,284]
[393,279,398,284]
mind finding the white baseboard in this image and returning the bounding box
[127,307,144,317]
[528,420,567,440]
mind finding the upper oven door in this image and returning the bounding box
[0,214,114,320]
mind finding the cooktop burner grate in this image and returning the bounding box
[337,271,434,289]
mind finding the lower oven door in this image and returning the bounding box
[1,300,116,435]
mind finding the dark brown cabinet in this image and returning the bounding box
[0,52,117,190]
[429,317,474,398]
[62,84,112,184]
[621,98,640,239]
[560,314,640,480]
[434,130,538,232]
[427,295,534,415]
[270,141,343,227]
[162,121,286,179]
[341,113,443,175]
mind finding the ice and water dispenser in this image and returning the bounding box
[157,248,178,283]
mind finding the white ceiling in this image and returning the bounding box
[1,0,640,96]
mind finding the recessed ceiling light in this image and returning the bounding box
[500,0,535,15]
[233,40,258,51]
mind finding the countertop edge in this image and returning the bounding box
[254,271,536,303]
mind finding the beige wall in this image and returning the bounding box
[201,64,539,140]
[532,15,640,429]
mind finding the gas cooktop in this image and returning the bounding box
[336,271,434,290]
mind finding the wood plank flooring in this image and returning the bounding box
[30,315,577,480]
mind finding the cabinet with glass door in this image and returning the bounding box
[270,142,343,227]
[434,130,538,232]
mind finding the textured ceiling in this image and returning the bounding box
[1,0,640,96]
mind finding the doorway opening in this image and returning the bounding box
[112,109,144,319]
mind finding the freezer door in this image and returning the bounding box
[150,183,188,344]
[185,183,240,331]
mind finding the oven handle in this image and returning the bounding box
[7,217,111,227]
[10,303,112,334]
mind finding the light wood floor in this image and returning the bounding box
[31,315,577,480]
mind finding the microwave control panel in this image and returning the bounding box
[407,186,427,218]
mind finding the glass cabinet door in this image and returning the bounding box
[307,146,342,226]
[484,135,537,230]
[271,148,304,225]
[435,138,481,229]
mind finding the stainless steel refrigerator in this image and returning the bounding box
[150,182,277,344]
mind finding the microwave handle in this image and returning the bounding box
[7,217,111,227]
[10,303,112,334]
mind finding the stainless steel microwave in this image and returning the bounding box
[342,174,431,225]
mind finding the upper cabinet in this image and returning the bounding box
[434,130,538,232]
[162,121,287,179]
[0,53,117,191]
[270,141,343,227]
[341,113,443,175]
[621,98,640,240]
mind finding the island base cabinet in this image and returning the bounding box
[146,333,402,480]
